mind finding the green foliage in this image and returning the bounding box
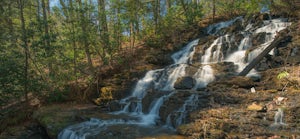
[145,34,165,48]
[46,89,69,103]
[184,2,204,24]
[1,0,284,105]
[277,71,290,79]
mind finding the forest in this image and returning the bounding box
[1,0,300,138]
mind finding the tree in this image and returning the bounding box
[17,0,30,102]
[83,0,94,71]
[98,0,111,65]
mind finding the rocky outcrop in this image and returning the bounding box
[252,32,267,46]
[141,89,170,113]
[240,29,292,76]
[159,91,191,124]
[174,77,196,90]
[33,104,100,139]
[177,66,300,138]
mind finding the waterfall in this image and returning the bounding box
[58,16,291,139]
[193,65,215,89]
[207,16,243,35]
[58,118,137,139]
[248,18,291,62]
[140,92,176,125]
[172,39,199,64]
[160,64,187,91]
[174,94,199,127]
[130,70,162,99]
[117,69,162,114]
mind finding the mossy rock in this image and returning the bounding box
[33,104,97,139]
[34,108,78,138]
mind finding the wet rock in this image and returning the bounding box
[142,89,168,113]
[211,62,237,79]
[191,37,217,62]
[108,100,122,111]
[33,104,100,139]
[159,91,191,124]
[227,19,244,33]
[252,32,267,46]
[255,57,271,71]
[259,13,271,20]
[174,76,196,90]
[0,123,50,139]
[185,64,199,76]
[94,124,182,139]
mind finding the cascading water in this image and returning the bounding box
[174,94,199,127]
[58,16,291,139]
[193,65,215,89]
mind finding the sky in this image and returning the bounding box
[50,0,60,8]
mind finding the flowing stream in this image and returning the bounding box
[58,16,291,139]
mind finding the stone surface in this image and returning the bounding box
[174,77,196,90]
[177,67,300,138]
[32,104,99,139]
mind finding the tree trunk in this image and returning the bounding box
[239,30,291,76]
[78,0,94,72]
[18,0,29,102]
[180,0,187,13]
[117,3,121,50]
[130,21,135,53]
[166,0,171,11]
[98,0,110,65]
[212,0,216,22]
[153,0,160,34]
[41,0,50,51]
[41,0,53,75]
[8,2,16,47]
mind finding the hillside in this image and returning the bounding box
[1,1,300,139]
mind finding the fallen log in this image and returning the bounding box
[239,29,292,76]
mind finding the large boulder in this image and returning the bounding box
[33,104,100,139]
[174,76,196,90]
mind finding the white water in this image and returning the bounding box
[248,19,291,62]
[172,39,199,64]
[58,16,291,139]
[161,64,187,91]
[118,69,162,113]
[58,118,138,139]
[175,94,199,127]
[207,16,243,34]
[131,70,162,99]
[193,65,215,89]
[219,18,291,76]
[140,91,176,125]
[201,38,217,63]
